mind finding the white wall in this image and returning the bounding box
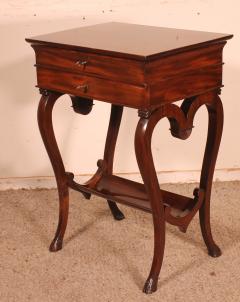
[0,0,239,188]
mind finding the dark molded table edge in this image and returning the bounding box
[25,28,233,62]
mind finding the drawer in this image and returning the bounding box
[150,64,222,106]
[146,43,225,82]
[36,67,147,108]
[33,45,144,84]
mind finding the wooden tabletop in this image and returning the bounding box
[26,22,233,61]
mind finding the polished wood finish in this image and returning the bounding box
[70,96,94,115]
[103,105,125,220]
[36,66,147,108]
[37,90,68,252]
[26,22,232,60]
[27,23,232,294]
[33,45,144,84]
[67,173,202,216]
[29,26,231,109]
[199,94,224,257]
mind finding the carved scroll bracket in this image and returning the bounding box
[138,109,154,119]
[164,188,205,233]
[70,96,94,115]
[39,88,51,96]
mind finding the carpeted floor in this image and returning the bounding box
[0,181,239,302]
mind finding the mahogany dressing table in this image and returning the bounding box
[26,22,233,294]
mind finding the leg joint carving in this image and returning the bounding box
[138,109,154,118]
[39,88,51,96]
[70,96,94,115]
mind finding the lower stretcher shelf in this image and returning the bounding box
[66,173,200,215]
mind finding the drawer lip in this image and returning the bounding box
[36,67,148,108]
[27,37,233,61]
[146,43,225,82]
[149,62,224,83]
[28,40,146,61]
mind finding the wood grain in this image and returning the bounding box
[27,22,233,295]
[26,22,233,61]
[33,45,144,84]
[37,66,147,108]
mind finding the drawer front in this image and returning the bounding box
[33,45,144,84]
[150,64,222,106]
[37,67,147,108]
[146,43,225,82]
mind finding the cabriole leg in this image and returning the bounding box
[199,94,223,257]
[104,105,125,220]
[135,110,166,294]
[38,89,69,252]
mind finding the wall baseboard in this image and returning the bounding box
[0,168,240,190]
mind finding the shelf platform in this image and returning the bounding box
[66,173,204,231]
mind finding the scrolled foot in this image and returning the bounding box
[208,244,222,258]
[107,200,125,221]
[143,278,157,294]
[49,237,63,252]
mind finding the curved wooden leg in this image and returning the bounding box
[37,89,69,252]
[104,105,125,220]
[135,111,165,294]
[107,200,124,220]
[199,94,223,257]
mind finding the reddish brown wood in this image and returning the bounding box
[36,66,147,108]
[146,42,225,81]
[135,112,165,294]
[67,173,203,229]
[83,105,125,220]
[28,23,232,109]
[165,188,204,233]
[32,45,144,84]
[33,41,225,108]
[149,64,223,106]
[37,89,69,252]
[27,23,233,295]
[199,94,224,257]
[70,96,94,115]
[80,105,125,220]
[26,22,232,61]
[134,90,223,292]
[103,105,125,220]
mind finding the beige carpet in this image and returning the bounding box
[0,181,240,302]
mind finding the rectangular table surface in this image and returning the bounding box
[26,22,233,61]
